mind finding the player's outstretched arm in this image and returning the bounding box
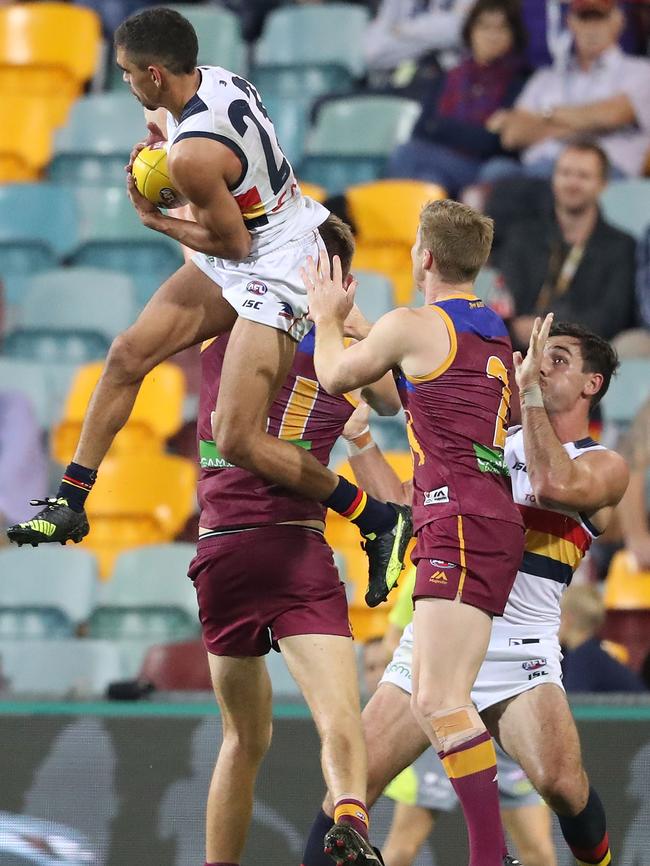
[127,137,251,260]
[515,314,629,513]
[342,403,409,505]
[303,251,409,394]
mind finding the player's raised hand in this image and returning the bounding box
[514,312,554,393]
[302,251,356,324]
[126,121,166,173]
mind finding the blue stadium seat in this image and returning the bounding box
[254,4,369,79]
[88,543,199,641]
[0,185,78,301]
[354,270,395,321]
[49,94,147,185]
[2,329,110,363]
[0,547,98,639]
[601,358,650,425]
[600,179,650,240]
[15,267,137,342]
[299,96,420,193]
[261,93,310,168]
[71,186,183,305]
[0,358,78,428]
[0,639,123,695]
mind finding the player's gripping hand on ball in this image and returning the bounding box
[125,120,166,173]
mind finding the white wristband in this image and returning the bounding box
[521,384,544,409]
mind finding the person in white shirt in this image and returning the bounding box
[482,0,650,180]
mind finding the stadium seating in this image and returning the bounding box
[0,358,71,429]
[52,360,186,464]
[0,95,54,182]
[89,543,198,640]
[354,271,396,322]
[299,96,421,194]
[261,94,310,167]
[3,329,110,365]
[298,181,327,203]
[49,94,147,184]
[10,266,136,343]
[80,454,197,576]
[254,4,369,82]
[0,639,122,695]
[139,639,212,690]
[346,180,446,304]
[601,358,650,426]
[600,179,650,240]
[0,547,98,639]
[0,3,102,126]
[71,186,183,305]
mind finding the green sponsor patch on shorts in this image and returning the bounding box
[199,437,312,469]
[473,442,509,476]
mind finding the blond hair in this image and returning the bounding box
[419,199,494,284]
[561,585,605,634]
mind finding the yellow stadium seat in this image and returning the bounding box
[604,550,650,609]
[52,361,186,464]
[81,453,197,577]
[0,95,54,180]
[347,180,446,305]
[0,4,101,126]
[601,639,630,666]
[298,180,327,203]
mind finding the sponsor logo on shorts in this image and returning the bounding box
[513,460,527,472]
[429,570,448,584]
[243,298,263,310]
[246,280,268,296]
[522,658,547,671]
[386,661,412,680]
[424,485,449,505]
[509,638,540,646]
[429,559,456,569]
[528,670,549,681]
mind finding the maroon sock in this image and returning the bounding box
[334,798,370,841]
[440,731,507,866]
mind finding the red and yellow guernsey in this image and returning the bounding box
[198,328,355,530]
[396,294,522,533]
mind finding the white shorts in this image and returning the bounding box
[380,622,564,713]
[192,228,326,342]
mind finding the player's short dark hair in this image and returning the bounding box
[318,214,355,279]
[550,321,619,408]
[115,7,198,74]
[559,137,610,180]
[462,0,527,54]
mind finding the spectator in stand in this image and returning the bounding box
[559,585,646,692]
[362,0,475,91]
[484,0,650,181]
[617,397,650,571]
[0,391,47,545]
[497,140,638,351]
[385,0,528,196]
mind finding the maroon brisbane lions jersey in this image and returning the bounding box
[197,328,356,530]
[397,295,522,535]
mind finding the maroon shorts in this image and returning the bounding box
[188,525,351,656]
[412,515,524,616]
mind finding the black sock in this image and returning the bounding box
[301,809,335,866]
[557,786,610,865]
[323,476,397,538]
[57,462,97,512]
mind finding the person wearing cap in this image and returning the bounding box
[481,0,650,179]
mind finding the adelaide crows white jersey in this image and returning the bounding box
[166,66,327,257]
[495,426,605,638]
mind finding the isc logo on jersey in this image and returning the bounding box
[424,486,449,505]
[247,280,268,296]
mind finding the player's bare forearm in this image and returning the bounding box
[312,316,351,394]
[144,211,251,260]
[520,403,578,503]
[349,445,408,504]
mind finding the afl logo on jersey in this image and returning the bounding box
[247,280,268,296]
